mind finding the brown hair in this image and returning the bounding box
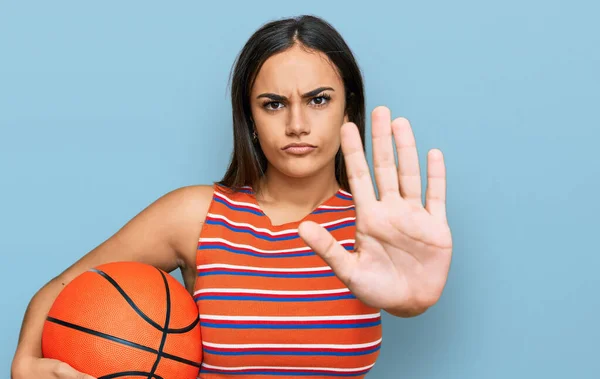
[217,15,366,193]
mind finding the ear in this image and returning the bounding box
[343,113,349,124]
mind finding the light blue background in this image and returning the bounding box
[1,1,599,377]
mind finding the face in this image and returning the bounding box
[250,44,349,179]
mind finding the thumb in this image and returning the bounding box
[298,220,357,284]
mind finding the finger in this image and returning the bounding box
[371,106,399,199]
[340,122,377,209]
[298,220,358,285]
[50,360,97,379]
[424,149,447,221]
[392,117,422,207]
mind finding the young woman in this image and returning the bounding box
[11,15,453,379]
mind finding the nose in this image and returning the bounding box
[285,103,310,137]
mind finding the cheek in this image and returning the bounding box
[314,113,343,152]
[255,126,282,158]
[324,128,341,154]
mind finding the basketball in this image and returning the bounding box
[42,261,202,379]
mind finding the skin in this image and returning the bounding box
[11,41,453,379]
[10,43,355,379]
[249,43,349,226]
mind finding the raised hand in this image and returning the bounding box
[298,106,452,316]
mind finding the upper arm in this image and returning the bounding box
[54,184,214,287]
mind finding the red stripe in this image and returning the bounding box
[206,344,381,353]
[199,317,380,325]
[206,215,355,237]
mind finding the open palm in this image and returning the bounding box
[299,106,452,315]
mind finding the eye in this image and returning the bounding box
[310,94,331,107]
[263,101,284,111]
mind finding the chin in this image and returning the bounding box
[280,166,316,179]
[278,159,332,179]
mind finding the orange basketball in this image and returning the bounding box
[42,261,202,379]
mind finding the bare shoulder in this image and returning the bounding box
[52,184,216,292]
[161,184,215,292]
[165,184,215,217]
[165,184,215,260]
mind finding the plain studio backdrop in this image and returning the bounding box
[1,1,599,377]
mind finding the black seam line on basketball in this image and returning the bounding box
[45,317,201,369]
[88,268,198,334]
[165,316,199,333]
[46,317,158,355]
[159,351,202,368]
[98,371,164,379]
[147,268,171,379]
[89,268,164,332]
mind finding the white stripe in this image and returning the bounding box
[198,238,309,253]
[201,362,375,372]
[339,189,352,197]
[199,312,381,322]
[198,237,355,253]
[197,263,331,273]
[202,338,382,350]
[194,287,350,296]
[317,204,355,210]
[214,191,261,211]
[206,213,356,236]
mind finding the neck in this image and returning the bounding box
[255,163,339,210]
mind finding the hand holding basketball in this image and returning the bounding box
[12,356,96,379]
[40,261,202,379]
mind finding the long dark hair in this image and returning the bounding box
[217,15,366,193]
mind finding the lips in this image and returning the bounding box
[282,143,316,155]
[282,143,316,150]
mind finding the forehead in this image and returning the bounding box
[252,44,343,94]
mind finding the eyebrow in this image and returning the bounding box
[256,86,335,101]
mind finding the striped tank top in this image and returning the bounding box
[193,184,382,378]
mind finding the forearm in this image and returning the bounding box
[12,277,66,366]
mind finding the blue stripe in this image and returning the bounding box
[214,197,263,216]
[198,271,334,278]
[198,244,315,258]
[203,345,381,357]
[335,193,353,200]
[325,221,355,232]
[204,219,355,242]
[200,321,381,329]
[195,294,356,302]
[199,369,370,377]
[217,187,254,195]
